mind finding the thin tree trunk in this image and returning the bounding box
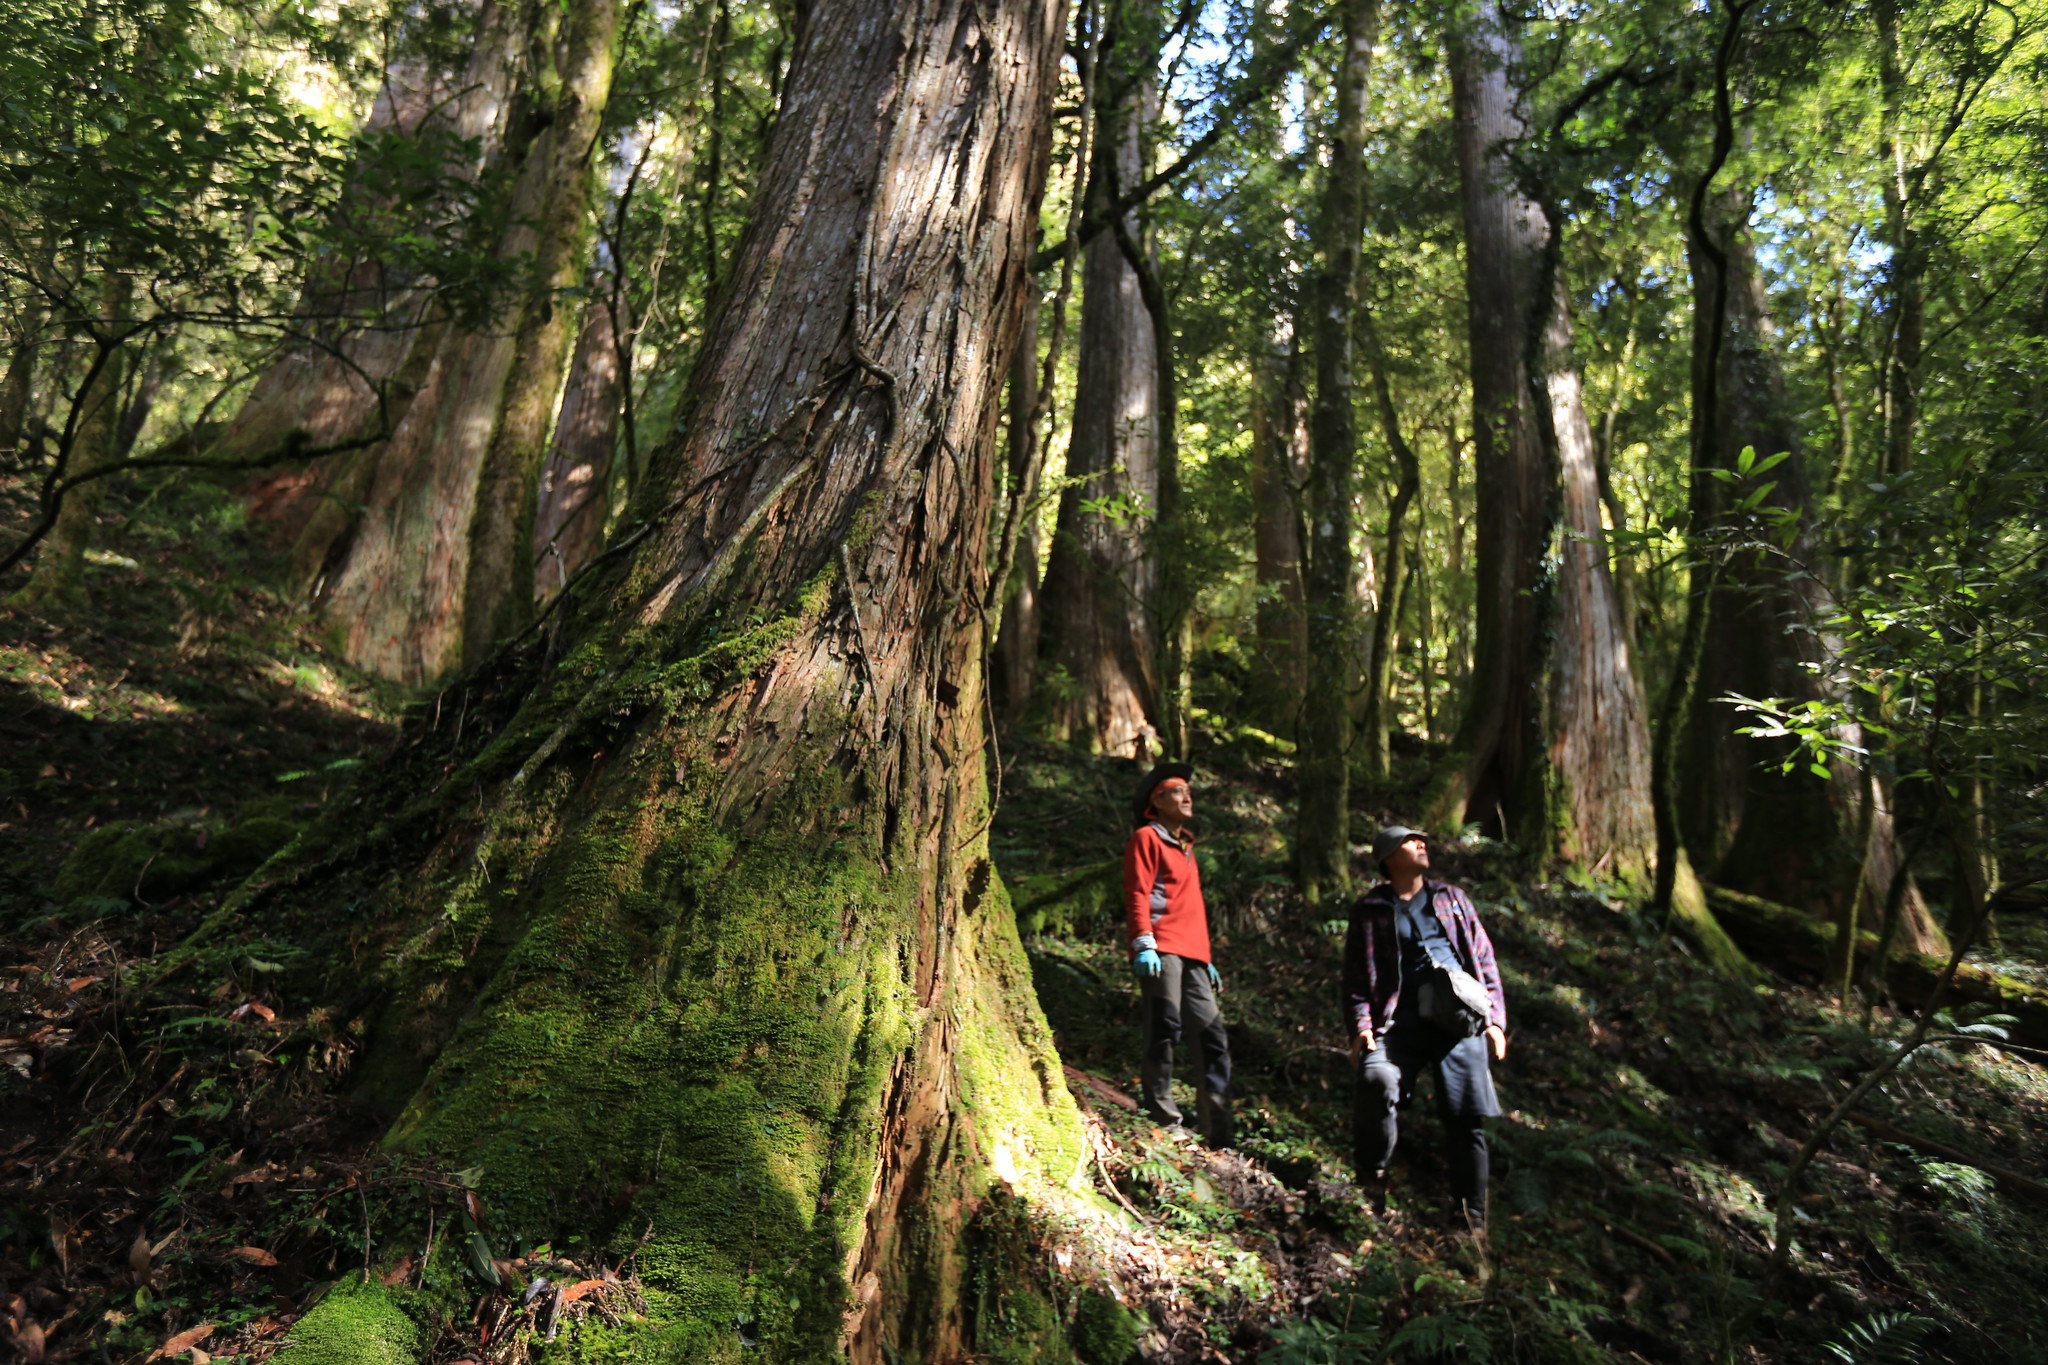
[273,3,1075,1360]
[1034,53,1160,756]
[1296,0,1377,902]
[1415,534,1435,741]
[1361,320,1417,779]
[991,307,1041,718]
[10,273,132,611]
[1875,0,1920,477]
[1445,423,1470,697]
[322,0,624,683]
[533,290,627,604]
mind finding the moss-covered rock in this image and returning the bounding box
[51,812,306,908]
[1070,1287,1143,1365]
[54,821,214,903]
[270,1278,427,1365]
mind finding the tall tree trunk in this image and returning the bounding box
[1438,7,1661,900]
[9,273,132,611]
[1114,214,1187,758]
[321,0,624,683]
[1437,10,1549,842]
[1295,0,1377,902]
[1539,270,1659,888]
[1034,57,1160,756]
[990,307,1041,718]
[246,3,1077,1361]
[1679,184,1945,955]
[462,0,625,656]
[1247,327,1307,733]
[532,290,627,604]
[233,20,521,592]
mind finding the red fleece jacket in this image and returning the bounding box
[1122,822,1210,964]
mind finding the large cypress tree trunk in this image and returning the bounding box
[1247,329,1307,732]
[1034,58,1160,756]
[1438,7,1660,896]
[1438,11,1549,841]
[232,17,521,593]
[320,0,623,683]
[1295,0,1377,902]
[1539,276,1659,887]
[1679,187,1944,954]
[234,3,1079,1359]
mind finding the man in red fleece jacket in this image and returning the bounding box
[1124,762,1233,1147]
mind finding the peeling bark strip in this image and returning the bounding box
[335,2,1076,1361]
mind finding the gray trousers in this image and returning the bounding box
[1141,953,1233,1146]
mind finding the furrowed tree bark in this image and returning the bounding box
[1296,0,1377,903]
[1113,213,1188,759]
[1437,6,1661,901]
[222,2,1081,1360]
[1680,183,1945,955]
[532,290,627,604]
[0,304,40,464]
[320,0,623,683]
[1035,27,1161,757]
[1537,265,1658,889]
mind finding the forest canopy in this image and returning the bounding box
[1,0,2045,1361]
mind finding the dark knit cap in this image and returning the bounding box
[1131,762,1195,825]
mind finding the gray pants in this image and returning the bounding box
[1141,953,1233,1146]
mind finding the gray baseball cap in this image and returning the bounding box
[1371,825,1429,866]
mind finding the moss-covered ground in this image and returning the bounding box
[4,463,2047,1364]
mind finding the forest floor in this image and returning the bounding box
[2,473,2047,1365]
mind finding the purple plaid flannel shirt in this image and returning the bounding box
[1341,878,1507,1035]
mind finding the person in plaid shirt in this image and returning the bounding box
[1342,826,1507,1228]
